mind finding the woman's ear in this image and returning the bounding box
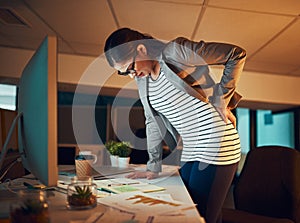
[136,44,147,56]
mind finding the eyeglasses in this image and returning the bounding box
[117,53,137,76]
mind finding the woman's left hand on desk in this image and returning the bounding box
[126,171,159,180]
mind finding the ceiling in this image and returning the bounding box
[0,0,299,111]
[0,0,299,77]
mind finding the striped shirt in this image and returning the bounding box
[148,70,241,165]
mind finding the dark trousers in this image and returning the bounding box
[179,161,238,223]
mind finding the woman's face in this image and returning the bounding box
[114,45,155,78]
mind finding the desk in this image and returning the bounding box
[0,165,205,223]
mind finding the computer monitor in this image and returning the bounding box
[0,35,58,186]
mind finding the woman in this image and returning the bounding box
[104,27,246,223]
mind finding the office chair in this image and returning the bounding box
[222,146,300,223]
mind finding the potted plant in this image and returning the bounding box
[116,141,132,168]
[105,140,119,156]
[105,140,119,167]
[115,141,132,157]
[105,141,132,167]
[67,182,97,210]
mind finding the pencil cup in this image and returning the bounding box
[75,151,97,178]
[75,159,92,178]
[78,151,97,164]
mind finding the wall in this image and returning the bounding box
[210,67,300,106]
[1,46,300,108]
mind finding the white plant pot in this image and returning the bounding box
[118,157,130,168]
[110,155,119,167]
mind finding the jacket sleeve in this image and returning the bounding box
[136,78,178,173]
[136,77,163,173]
[144,109,164,173]
[143,104,179,173]
[163,37,246,109]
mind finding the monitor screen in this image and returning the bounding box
[18,35,58,187]
[0,83,17,111]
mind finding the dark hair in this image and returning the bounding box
[104,27,165,67]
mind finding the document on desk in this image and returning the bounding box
[73,210,203,223]
[95,178,165,194]
[97,191,196,215]
[69,210,134,223]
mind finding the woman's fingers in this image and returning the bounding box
[126,171,147,179]
[146,172,159,179]
[227,109,236,128]
[214,106,237,128]
[125,171,159,179]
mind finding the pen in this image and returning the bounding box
[107,182,139,187]
[97,187,116,194]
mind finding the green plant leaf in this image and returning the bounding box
[105,141,132,157]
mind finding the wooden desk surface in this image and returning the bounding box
[0,165,205,223]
